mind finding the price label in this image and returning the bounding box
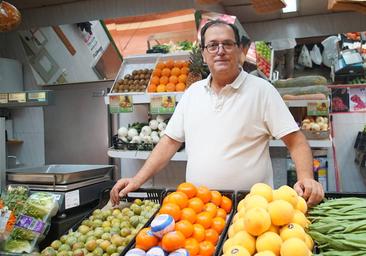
[0,93,8,104]
[307,101,329,116]
[8,92,26,103]
[65,190,80,210]
[28,91,46,102]
[109,95,134,113]
[150,95,176,114]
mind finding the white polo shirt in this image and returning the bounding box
[165,70,299,191]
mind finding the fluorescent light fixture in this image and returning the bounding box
[282,0,297,13]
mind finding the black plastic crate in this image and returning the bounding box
[123,189,236,256]
[324,192,366,199]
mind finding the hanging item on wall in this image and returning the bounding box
[0,1,21,32]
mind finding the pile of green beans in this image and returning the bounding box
[308,197,366,256]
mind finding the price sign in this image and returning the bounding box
[28,91,46,102]
[0,93,8,104]
[109,95,133,113]
[150,95,176,114]
[307,101,329,116]
[8,92,26,103]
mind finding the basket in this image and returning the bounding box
[122,189,236,256]
[301,129,330,140]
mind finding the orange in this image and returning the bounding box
[181,207,197,223]
[135,227,159,251]
[199,241,215,256]
[196,212,213,229]
[169,75,178,84]
[169,191,189,209]
[162,68,171,77]
[196,186,212,204]
[178,74,187,83]
[166,83,176,92]
[188,197,205,213]
[152,68,162,77]
[171,67,181,76]
[192,224,206,242]
[156,62,165,69]
[204,229,219,245]
[216,208,227,219]
[163,194,172,204]
[210,191,222,206]
[151,76,160,85]
[176,82,186,92]
[211,217,226,234]
[177,182,197,199]
[182,61,189,68]
[159,202,181,221]
[165,59,175,69]
[162,231,186,252]
[175,220,194,238]
[185,238,200,256]
[156,84,166,93]
[174,60,184,68]
[181,66,189,74]
[220,196,233,213]
[147,83,157,93]
[159,76,169,85]
[204,203,218,218]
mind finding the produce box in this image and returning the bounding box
[147,52,190,93]
[110,54,159,94]
[39,188,165,256]
[123,188,235,256]
[301,129,330,140]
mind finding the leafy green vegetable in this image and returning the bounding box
[177,40,193,50]
[23,192,58,219]
[11,227,36,241]
[2,185,28,216]
[4,239,32,253]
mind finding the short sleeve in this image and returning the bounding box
[264,85,299,139]
[164,93,186,142]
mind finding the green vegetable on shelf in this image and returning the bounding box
[23,192,58,220]
[4,239,32,253]
[10,227,37,241]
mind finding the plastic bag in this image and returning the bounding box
[321,36,340,68]
[298,45,313,68]
[310,45,322,65]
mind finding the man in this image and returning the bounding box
[110,20,324,207]
[271,38,296,79]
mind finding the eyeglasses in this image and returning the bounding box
[204,40,238,54]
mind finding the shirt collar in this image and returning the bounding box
[204,68,248,91]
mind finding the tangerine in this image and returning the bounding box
[182,61,189,68]
[196,212,213,229]
[250,183,273,202]
[199,241,215,256]
[211,217,226,234]
[256,231,282,255]
[159,202,181,221]
[156,84,166,93]
[216,208,227,219]
[152,68,162,77]
[162,68,171,77]
[159,76,169,85]
[174,60,184,68]
[162,231,186,252]
[181,66,189,74]
[165,59,175,69]
[151,76,160,85]
[181,207,197,223]
[135,227,159,251]
[147,83,157,93]
[166,83,176,92]
[244,207,271,236]
[176,82,186,92]
[220,196,233,213]
[204,229,219,245]
[188,197,205,213]
[210,191,222,206]
[175,220,194,238]
[280,238,309,256]
[196,186,212,204]
[177,182,197,198]
[171,67,181,76]
[169,75,179,84]
[178,74,187,83]
[204,203,218,218]
[185,238,200,256]
[268,200,294,226]
[169,191,189,209]
[156,62,165,69]
[192,223,206,242]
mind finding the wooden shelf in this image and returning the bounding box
[6,140,23,145]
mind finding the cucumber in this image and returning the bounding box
[277,85,330,96]
[273,75,328,88]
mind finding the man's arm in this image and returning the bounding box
[281,130,324,206]
[110,135,182,205]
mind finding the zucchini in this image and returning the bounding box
[277,85,330,96]
[273,75,328,88]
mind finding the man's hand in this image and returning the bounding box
[294,178,324,207]
[110,178,141,206]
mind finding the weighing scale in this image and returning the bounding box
[333,49,365,83]
[6,164,115,248]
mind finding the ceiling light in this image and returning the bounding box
[0,0,21,32]
[282,0,297,13]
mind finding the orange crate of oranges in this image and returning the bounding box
[147,53,190,93]
[123,183,235,256]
